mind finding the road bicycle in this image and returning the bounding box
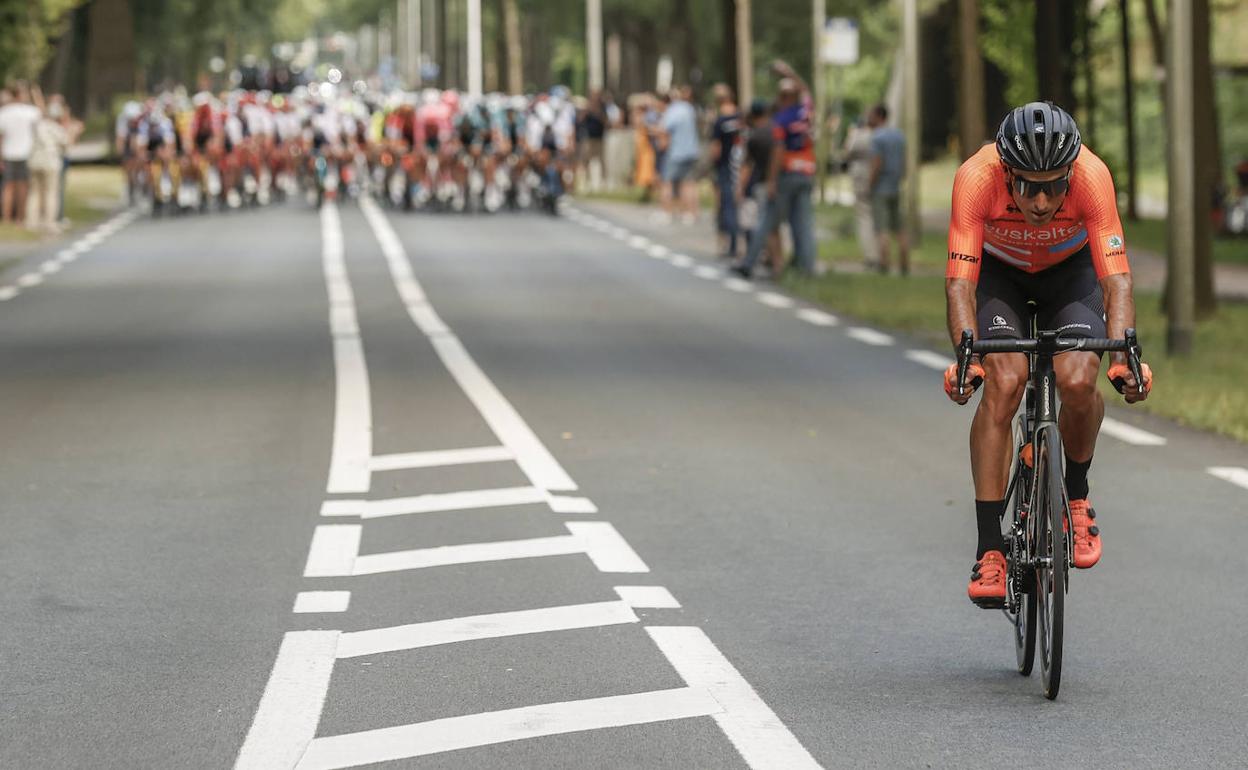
[955,318,1145,699]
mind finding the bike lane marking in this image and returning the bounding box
[334,600,639,658]
[360,196,577,492]
[293,591,352,614]
[295,688,723,770]
[368,445,513,471]
[1207,466,1248,491]
[321,203,373,494]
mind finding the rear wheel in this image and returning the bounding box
[1035,427,1066,699]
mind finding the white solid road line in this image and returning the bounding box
[337,521,648,577]
[303,525,362,578]
[756,292,795,309]
[294,591,352,614]
[795,308,838,327]
[846,327,895,346]
[296,687,722,770]
[355,486,549,519]
[335,600,639,658]
[321,204,372,494]
[360,196,576,492]
[1208,466,1248,491]
[904,349,953,371]
[647,627,822,770]
[369,445,514,471]
[234,630,340,770]
[614,585,681,609]
[1100,417,1168,446]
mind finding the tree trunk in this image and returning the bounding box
[1192,0,1217,316]
[956,0,985,159]
[1034,0,1077,111]
[1119,0,1138,219]
[503,0,521,93]
[85,0,137,117]
[721,0,738,97]
[1080,0,1096,147]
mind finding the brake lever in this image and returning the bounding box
[1125,327,1144,394]
[956,329,974,397]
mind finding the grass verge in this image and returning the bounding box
[0,164,122,245]
[781,270,1248,443]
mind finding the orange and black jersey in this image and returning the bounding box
[946,143,1130,283]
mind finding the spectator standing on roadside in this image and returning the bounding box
[658,86,700,225]
[841,114,878,267]
[581,90,608,192]
[867,103,909,275]
[733,60,817,278]
[631,95,658,201]
[738,99,783,273]
[709,83,743,258]
[50,94,82,225]
[28,99,70,233]
[0,83,45,225]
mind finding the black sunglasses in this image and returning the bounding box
[1009,170,1071,199]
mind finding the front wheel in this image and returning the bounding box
[1034,426,1066,699]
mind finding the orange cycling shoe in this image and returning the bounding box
[1069,499,1101,568]
[968,550,1007,608]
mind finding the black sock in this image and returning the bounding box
[1065,455,1092,500]
[975,499,1006,559]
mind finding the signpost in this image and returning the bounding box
[817,15,858,203]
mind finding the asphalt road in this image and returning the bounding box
[2,197,1247,769]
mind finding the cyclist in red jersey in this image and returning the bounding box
[942,102,1153,606]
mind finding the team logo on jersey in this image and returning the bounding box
[1107,234,1123,249]
[992,315,1008,327]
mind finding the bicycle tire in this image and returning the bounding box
[1009,425,1037,676]
[1035,426,1066,699]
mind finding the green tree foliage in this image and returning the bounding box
[0,0,85,82]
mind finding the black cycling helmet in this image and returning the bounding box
[996,101,1081,172]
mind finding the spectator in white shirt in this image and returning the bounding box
[0,83,45,224]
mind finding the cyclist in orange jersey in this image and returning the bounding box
[942,102,1153,605]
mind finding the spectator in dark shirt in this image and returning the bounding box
[709,84,742,258]
[580,90,608,191]
[733,60,817,278]
[737,100,782,273]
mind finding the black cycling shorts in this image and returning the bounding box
[976,244,1107,343]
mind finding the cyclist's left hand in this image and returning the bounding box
[1108,361,1152,403]
[944,362,984,405]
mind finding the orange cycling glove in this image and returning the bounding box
[1107,361,1153,403]
[944,362,985,405]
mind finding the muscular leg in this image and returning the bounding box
[1054,351,1103,464]
[970,352,1028,499]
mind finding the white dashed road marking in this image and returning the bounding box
[369,445,513,471]
[614,585,682,609]
[795,308,838,327]
[756,292,795,309]
[846,327,895,346]
[1100,417,1168,446]
[694,265,719,280]
[723,277,753,293]
[647,244,671,259]
[670,253,694,268]
[293,591,351,614]
[904,349,953,371]
[1208,466,1248,491]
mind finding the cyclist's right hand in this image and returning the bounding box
[944,362,984,405]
